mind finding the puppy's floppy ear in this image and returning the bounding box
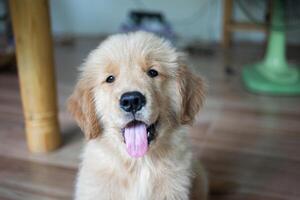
[67,80,101,139]
[177,65,205,125]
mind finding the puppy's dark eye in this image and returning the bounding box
[147,69,158,78]
[106,75,115,83]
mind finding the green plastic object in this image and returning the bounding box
[242,0,300,95]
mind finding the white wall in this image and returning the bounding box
[49,0,299,44]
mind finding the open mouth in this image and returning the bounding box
[121,120,157,158]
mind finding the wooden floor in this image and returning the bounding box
[0,39,300,200]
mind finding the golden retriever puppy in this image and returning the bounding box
[68,31,207,200]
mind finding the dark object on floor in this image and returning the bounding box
[120,10,176,42]
[225,65,235,76]
[184,44,215,57]
[0,53,16,73]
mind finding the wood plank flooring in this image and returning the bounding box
[0,40,299,200]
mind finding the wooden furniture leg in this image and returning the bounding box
[222,0,233,49]
[9,0,61,152]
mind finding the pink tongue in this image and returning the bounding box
[124,123,148,158]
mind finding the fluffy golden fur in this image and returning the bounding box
[68,31,207,200]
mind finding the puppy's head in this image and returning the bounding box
[68,32,204,158]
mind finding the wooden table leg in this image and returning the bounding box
[9,0,61,152]
[222,0,233,49]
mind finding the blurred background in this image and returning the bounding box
[0,0,300,199]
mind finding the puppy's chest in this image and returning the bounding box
[122,166,156,200]
[115,160,191,200]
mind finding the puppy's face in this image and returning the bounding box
[68,32,204,158]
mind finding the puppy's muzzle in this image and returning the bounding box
[120,91,146,114]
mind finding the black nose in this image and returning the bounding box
[120,91,146,113]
